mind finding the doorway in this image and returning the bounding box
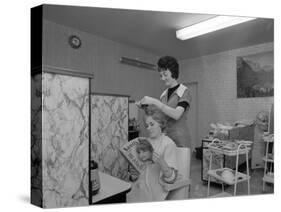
[183,82,198,152]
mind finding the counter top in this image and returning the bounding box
[92,171,131,204]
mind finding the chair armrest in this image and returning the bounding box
[160,178,191,192]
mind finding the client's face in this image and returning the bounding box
[138,150,152,162]
[145,116,162,138]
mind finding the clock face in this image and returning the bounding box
[69,35,81,49]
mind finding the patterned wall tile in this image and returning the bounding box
[31,73,43,207]
[91,95,128,180]
[42,73,89,208]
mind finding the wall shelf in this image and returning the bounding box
[262,133,274,192]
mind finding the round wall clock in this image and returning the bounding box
[68,35,82,49]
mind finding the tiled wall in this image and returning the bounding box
[91,94,129,180]
[41,72,89,208]
[31,73,43,206]
[31,71,131,208]
[180,42,274,145]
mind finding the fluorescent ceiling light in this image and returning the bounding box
[176,15,256,40]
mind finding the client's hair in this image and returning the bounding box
[143,105,167,131]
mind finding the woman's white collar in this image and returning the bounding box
[160,84,187,99]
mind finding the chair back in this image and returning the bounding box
[166,147,191,200]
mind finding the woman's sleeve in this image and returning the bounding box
[163,142,178,171]
[179,88,192,106]
[161,142,178,183]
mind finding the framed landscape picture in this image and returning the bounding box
[237,51,274,98]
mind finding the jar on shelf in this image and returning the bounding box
[90,160,100,195]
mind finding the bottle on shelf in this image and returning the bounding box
[90,160,100,196]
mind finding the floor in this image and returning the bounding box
[189,152,274,199]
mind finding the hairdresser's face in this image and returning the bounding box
[138,150,152,162]
[159,69,174,87]
[145,116,162,139]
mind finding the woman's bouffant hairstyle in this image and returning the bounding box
[136,138,154,154]
[143,105,168,131]
[157,56,179,79]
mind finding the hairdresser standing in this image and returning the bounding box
[138,56,192,148]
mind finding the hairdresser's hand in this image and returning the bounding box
[135,101,143,108]
[139,96,162,108]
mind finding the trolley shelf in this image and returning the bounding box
[206,138,251,196]
[207,168,250,185]
[262,156,274,163]
[207,140,251,156]
[263,174,274,184]
[262,133,274,192]
[263,134,274,143]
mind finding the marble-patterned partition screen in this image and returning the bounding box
[91,94,129,180]
[41,72,89,208]
[31,73,43,206]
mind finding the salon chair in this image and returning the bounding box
[165,147,191,200]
